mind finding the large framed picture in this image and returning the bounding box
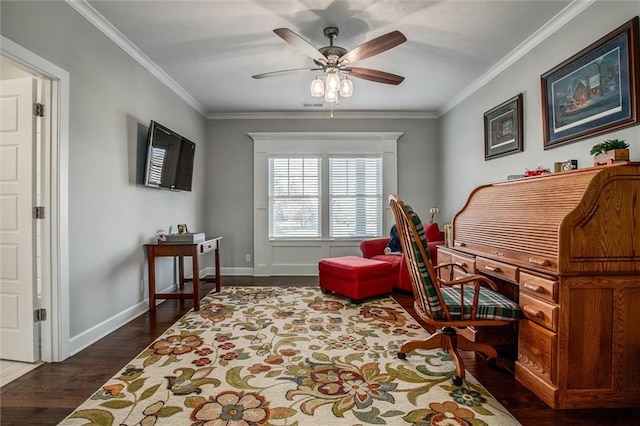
[542,17,639,149]
[484,93,523,160]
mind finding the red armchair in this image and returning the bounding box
[360,223,445,292]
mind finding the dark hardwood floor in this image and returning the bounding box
[1,276,638,425]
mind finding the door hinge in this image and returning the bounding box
[34,308,47,322]
[33,103,45,117]
[33,206,45,219]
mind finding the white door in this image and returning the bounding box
[0,77,38,362]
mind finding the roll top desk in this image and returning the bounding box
[438,163,640,409]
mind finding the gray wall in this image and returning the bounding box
[205,118,439,269]
[439,2,640,222]
[1,2,207,343]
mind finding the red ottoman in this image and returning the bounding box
[318,256,393,302]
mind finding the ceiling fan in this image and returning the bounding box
[252,26,407,93]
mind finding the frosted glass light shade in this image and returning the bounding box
[339,78,353,97]
[310,77,324,97]
[325,72,340,91]
[324,89,338,103]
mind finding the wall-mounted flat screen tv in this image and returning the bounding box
[144,120,195,191]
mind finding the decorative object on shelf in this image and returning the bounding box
[429,207,439,223]
[554,159,578,172]
[524,167,551,177]
[484,93,523,160]
[156,230,167,243]
[507,174,525,180]
[165,232,206,243]
[444,224,453,247]
[591,139,630,165]
[542,17,639,149]
[177,224,188,234]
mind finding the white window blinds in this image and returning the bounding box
[269,157,321,238]
[329,157,382,238]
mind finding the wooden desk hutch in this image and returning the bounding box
[437,163,640,409]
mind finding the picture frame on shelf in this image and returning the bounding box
[541,17,639,149]
[484,93,523,160]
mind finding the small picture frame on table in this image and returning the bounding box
[484,93,523,160]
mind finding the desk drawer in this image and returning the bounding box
[199,240,217,254]
[520,271,557,303]
[520,293,558,331]
[518,319,556,383]
[476,256,518,283]
[450,252,475,274]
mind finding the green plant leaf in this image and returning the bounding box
[68,409,115,425]
[100,399,134,409]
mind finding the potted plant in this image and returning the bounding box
[591,139,629,165]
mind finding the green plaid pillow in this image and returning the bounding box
[441,285,522,321]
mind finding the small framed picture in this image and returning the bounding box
[177,224,188,234]
[484,93,523,160]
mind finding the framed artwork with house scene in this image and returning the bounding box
[484,93,523,160]
[542,17,639,149]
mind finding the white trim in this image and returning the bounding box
[249,132,401,276]
[439,0,596,116]
[67,301,148,356]
[209,111,436,120]
[65,0,207,117]
[1,36,70,361]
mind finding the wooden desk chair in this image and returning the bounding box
[389,195,521,386]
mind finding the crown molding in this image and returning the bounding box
[67,0,594,121]
[65,0,208,117]
[208,110,436,120]
[438,0,596,117]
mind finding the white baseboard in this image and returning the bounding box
[67,299,149,357]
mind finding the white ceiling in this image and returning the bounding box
[78,0,582,117]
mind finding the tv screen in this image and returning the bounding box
[144,121,195,191]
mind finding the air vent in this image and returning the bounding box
[303,103,324,108]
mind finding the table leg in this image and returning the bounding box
[147,247,156,314]
[215,245,221,292]
[192,247,200,311]
[178,256,185,289]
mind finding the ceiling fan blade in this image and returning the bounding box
[343,67,405,85]
[252,68,321,79]
[339,30,407,64]
[273,28,327,63]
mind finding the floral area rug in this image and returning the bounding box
[60,287,520,425]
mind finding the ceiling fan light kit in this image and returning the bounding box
[253,26,406,107]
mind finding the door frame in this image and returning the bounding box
[1,35,70,362]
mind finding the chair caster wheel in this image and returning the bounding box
[320,288,330,294]
[452,375,463,386]
[397,352,407,360]
[487,357,497,367]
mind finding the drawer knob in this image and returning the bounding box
[455,261,467,268]
[523,282,544,293]
[485,265,501,272]
[493,251,504,256]
[528,257,551,266]
[455,242,466,247]
[523,305,544,318]
[529,346,542,356]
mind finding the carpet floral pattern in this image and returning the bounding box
[61,287,520,425]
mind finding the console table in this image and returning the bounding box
[144,236,222,314]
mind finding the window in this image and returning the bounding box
[329,157,382,238]
[269,158,320,238]
[251,131,400,275]
[269,155,382,239]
